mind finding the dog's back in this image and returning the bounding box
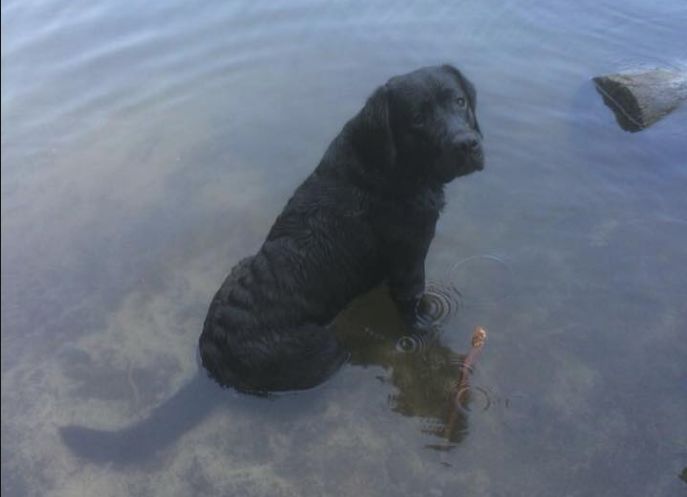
[199,163,385,392]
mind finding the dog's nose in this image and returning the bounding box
[462,138,480,153]
[454,131,480,150]
[456,135,481,156]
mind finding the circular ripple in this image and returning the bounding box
[395,335,418,353]
[419,283,463,324]
[449,254,513,307]
[449,356,476,375]
[454,386,492,413]
[394,330,438,354]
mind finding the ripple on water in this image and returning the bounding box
[448,254,513,307]
[420,283,463,323]
[394,330,439,354]
[453,385,492,413]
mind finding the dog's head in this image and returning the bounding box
[349,65,483,185]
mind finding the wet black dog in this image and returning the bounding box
[200,64,484,393]
[60,65,484,463]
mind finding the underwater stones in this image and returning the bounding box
[593,68,687,132]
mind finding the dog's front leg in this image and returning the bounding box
[383,207,439,330]
[387,240,433,330]
[388,260,425,320]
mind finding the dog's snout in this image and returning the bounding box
[454,133,481,155]
[465,138,480,153]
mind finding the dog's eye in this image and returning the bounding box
[456,97,467,108]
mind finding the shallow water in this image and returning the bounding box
[2,1,687,496]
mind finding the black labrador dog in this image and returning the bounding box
[59,65,483,463]
[200,64,484,393]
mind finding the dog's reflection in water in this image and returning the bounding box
[336,286,472,449]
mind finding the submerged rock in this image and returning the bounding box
[593,68,687,132]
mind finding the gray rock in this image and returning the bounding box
[593,68,687,132]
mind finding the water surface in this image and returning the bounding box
[2,1,686,496]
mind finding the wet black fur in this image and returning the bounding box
[199,64,484,393]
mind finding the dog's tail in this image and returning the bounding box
[60,372,222,465]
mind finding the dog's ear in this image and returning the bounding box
[348,84,397,170]
[442,64,481,136]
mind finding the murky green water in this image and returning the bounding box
[2,1,686,496]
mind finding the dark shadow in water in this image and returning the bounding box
[335,286,475,450]
[60,373,225,465]
[60,286,475,464]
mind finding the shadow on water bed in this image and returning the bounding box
[60,286,479,464]
[59,374,223,465]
